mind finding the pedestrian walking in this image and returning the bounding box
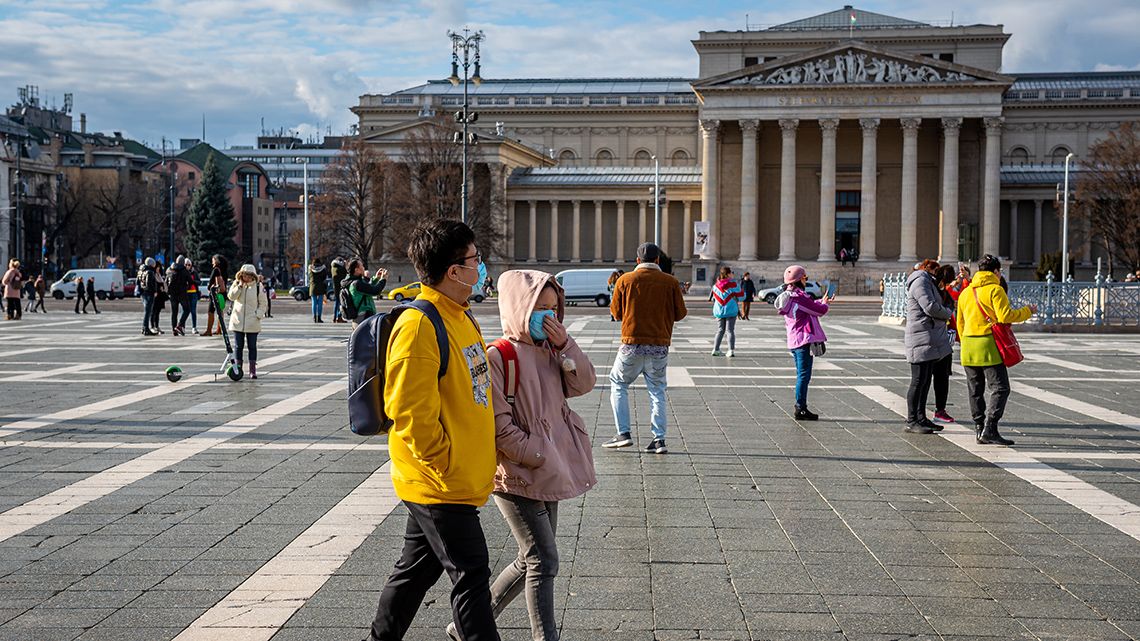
[447,269,597,641]
[151,262,166,333]
[2,259,22,320]
[740,271,757,320]
[603,242,688,455]
[903,259,954,434]
[84,277,99,314]
[203,255,227,336]
[711,266,743,357]
[167,256,192,335]
[23,278,35,312]
[73,273,86,314]
[33,275,46,313]
[227,264,265,380]
[931,265,959,424]
[186,259,201,333]
[775,264,832,421]
[956,255,1036,446]
[139,257,159,336]
[606,270,621,322]
[363,219,501,641]
[839,247,849,266]
[259,274,273,318]
[330,257,347,322]
[344,260,386,326]
[309,257,327,323]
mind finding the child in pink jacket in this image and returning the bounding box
[447,269,596,641]
[775,264,832,421]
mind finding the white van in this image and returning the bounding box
[555,269,615,307]
[51,269,125,300]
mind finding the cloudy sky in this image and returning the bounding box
[1,0,1138,149]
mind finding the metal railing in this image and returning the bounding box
[880,270,1140,326]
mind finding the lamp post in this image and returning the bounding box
[447,27,484,224]
[299,157,310,286]
[648,156,666,247]
[1062,152,1074,284]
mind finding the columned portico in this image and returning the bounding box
[571,200,581,261]
[593,200,604,263]
[817,118,839,261]
[549,199,560,261]
[859,118,879,260]
[738,119,759,260]
[777,118,799,261]
[940,117,962,263]
[617,201,627,262]
[899,117,921,264]
[528,200,537,261]
[982,117,1004,257]
[682,200,693,260]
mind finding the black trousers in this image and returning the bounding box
[906,359,937,423]
[171,298,190,329]
[368,501,499,641]
[932,354,953,413]
[965,364,1011,428]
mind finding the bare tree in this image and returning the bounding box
[1073,122,1140,273]
[317,137,395,262]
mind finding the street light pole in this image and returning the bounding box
[1062,152,1074,283]
[448,28,484,224]
[301,157,310,286]
[652,155,661,246]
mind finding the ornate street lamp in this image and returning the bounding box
[447,27,484,224]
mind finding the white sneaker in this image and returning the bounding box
[727,350,735,357]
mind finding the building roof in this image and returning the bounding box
[1009,71,1140,91]
[767,6,929,31]
[175,142,264,177]
[509,166,701,187]
[392,78,695,96]
[1001,164,1084,185]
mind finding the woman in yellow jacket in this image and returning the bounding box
[955,255,1036,446]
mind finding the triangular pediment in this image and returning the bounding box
[695,41,1013,90]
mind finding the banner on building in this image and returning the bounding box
[693,221,710,257]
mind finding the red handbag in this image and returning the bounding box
[972,288,1023,367]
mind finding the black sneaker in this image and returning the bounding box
[904,422,935,434]
[645,439,668,454]
[603,433,633,448]
[794,407,819,421]
[919,418,943,432]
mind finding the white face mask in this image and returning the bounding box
[452,265,479,289]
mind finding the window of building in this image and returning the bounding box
[558,149,577,163]
[633,149,652,167]
[188,172,196,180]
[241,174,259,198]
[939,53,955,63]
[744,56,759,67]
[764,56,779,62]
[1051,146,1073,163]
[595,149,614,166]
[671,149,690,164]
[1009,146,1030,163]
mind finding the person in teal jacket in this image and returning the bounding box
[711,266,743,357]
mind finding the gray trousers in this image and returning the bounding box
[491,493,560,641]
[713,316,736,352]
[964,364,1010,427]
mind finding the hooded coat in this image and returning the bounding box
[309,264,328,296]
[956,270,1033,367]
[711,277,743,319]
[903,270,953,363]
[227,276,265,333]
[775,287,829,350]
[166,263,190,303]
[488,270,597,502]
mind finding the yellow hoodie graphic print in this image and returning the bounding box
[384,286,497,507]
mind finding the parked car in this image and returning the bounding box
[289,279,334,301]
[124,278,137,297]
[50,269,125,300]
[555,269,614,307]
[387,282,422,302]
[759,280,824,304]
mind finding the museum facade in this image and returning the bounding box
[354,6,1140,279]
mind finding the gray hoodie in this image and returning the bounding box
[904,270,953,363]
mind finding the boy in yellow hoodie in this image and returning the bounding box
[365,219,501,641]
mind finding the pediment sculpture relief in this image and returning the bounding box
[733,50,977,86]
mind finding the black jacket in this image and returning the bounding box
[85,280,95,298]
[167,265,190,301]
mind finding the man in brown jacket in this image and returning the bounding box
[603,243,687,454]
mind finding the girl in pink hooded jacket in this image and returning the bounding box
[775,264,831,421]
[447,269,596,641]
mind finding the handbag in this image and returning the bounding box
[809,342,826,357]
[971,288,1023,367]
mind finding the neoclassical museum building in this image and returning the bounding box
[354,6,1140,283]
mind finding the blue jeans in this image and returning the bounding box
[609,350,669,440]
[333,288,341,318]
[141,293,154,331]
[791,345,814,409]
[188,293,200,328]
[311,294,324,318]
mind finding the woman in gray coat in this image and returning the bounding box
[904,259,953,434]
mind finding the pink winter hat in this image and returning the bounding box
[783,264,807,284]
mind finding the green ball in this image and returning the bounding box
[165,366,183,383]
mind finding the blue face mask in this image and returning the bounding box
[529,310,555,342]
[477,261,488,288]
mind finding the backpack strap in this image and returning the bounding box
[488,338,519,406]
[406,299,450,378]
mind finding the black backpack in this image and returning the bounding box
[339,283,360,320]
[347,300,449,436]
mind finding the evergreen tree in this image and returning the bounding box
[185,152,238,268]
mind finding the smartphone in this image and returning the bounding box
[825,281,839,299]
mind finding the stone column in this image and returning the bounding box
[778,118,799,260]
[699,119,721,259]
[571,200,582,262]
[940,117,962,263]
[638,200,648,245]
[859,118,879,260]
[739,119,760,260]
[817,118,839,261]
[982,117,1004,257]
[899,118,921,263]
[616,201,626,263]
[549,199,560,262]
[661,200,671,257]
[528,199,537,261]
[1009,200,1020,263]
[682,201,693,260]
[593,199,604,262]
[1033,199,1043,261]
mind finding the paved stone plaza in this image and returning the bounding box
[1,300,1139,641]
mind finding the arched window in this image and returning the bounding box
[558,149,578,165]
[1051,146,1073,163]
[633,149,652,167]
[594,149,614,166]
[671,149,691,165]
[1008,146,1030,164]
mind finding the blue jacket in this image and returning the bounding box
[711,278,742,319]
